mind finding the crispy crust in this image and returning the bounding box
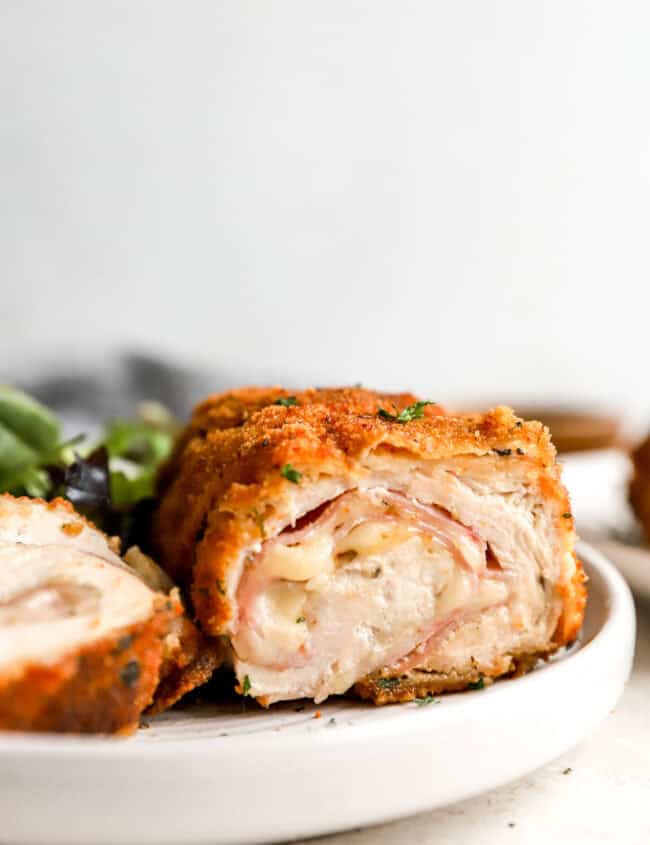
[152,386,586,701]
[0,493,122,555]
[121,548,223,712]
[0,602,172,734]
[155,386,440,499]
[148,616,224,715]
[354,648,554,703]
[165,385,434,443]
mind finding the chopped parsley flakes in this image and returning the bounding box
[376,677,401,690]
[120,660,141,688]
[281,463,302,483]
[415,696,439,706]
[275,396,298,407]
[467,676,485,690]
[377,401,435,424]
[116,634,133,653]
[242,675,252,696]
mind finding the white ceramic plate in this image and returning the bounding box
[0,542,635,845]
[588,538,650,602]
[560,449,650,600]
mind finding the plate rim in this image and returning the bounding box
[588,535,650,601]
[0,540,635,758]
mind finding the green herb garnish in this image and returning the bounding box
[415,696,439,706]
[296,616,306,624]
[242,675,252,696]
[376,677,401,690]
[467,677,485,690]
[377,400,436,424]
[116,634,134,653]
[275,396,298,407]
[280,463,302,483]
[120,660,141,688]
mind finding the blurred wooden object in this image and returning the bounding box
[512,407,621,454]
[630,433,650,544]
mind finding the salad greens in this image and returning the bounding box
[0,384,179,543]
[0,384,61,452]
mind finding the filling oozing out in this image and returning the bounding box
[232,487,511,702]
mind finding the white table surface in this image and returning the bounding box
[296,594,650,845]
[293,451,649,845]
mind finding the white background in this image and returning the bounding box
[1,2,649,420]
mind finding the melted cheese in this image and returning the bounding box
[434,568,474,615]
[261,534,334,581]
[265,581,306,622]
[335,521,417,557]
[259,582,308,654]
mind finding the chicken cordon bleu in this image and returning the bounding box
[152,387,586,706]
[0,495,219,733]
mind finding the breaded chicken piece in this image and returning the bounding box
[152,387,585,705]
[0,496,218,733]
[120,545,223,715]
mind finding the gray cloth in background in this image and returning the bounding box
[10,352,226,438]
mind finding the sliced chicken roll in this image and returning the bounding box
[152,388,586,705]
[0,495,218,733]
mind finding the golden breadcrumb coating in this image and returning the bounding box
[147,615,224,715]
[0,602,172,734]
